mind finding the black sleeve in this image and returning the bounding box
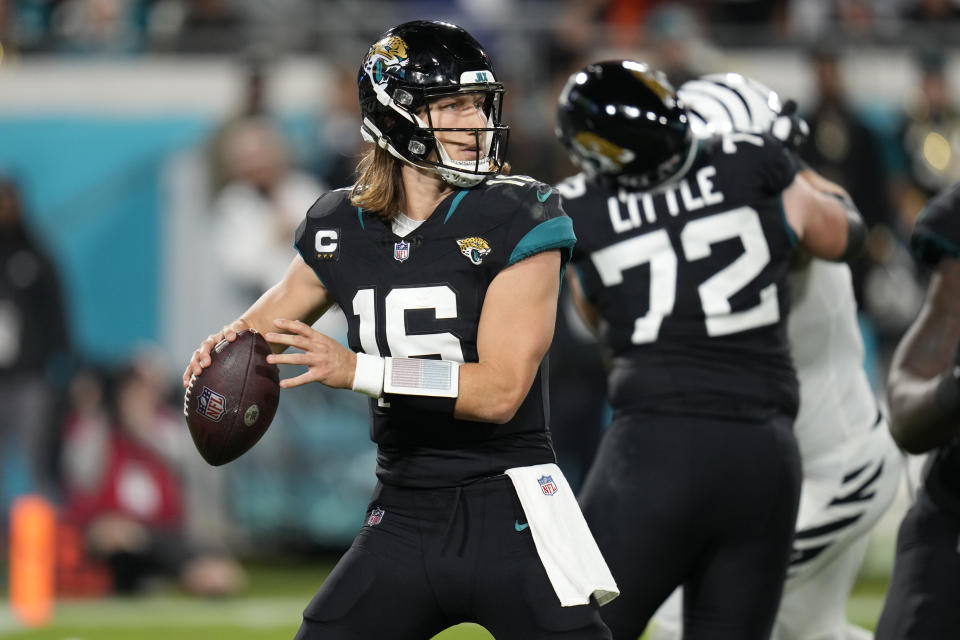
[293,191,342,292]
[711,133,796,201]
[911,181,960,268]
[756,133,798,196]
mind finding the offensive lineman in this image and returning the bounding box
[184,21,615,640]
[555,61,867,639]
[649,73,903,640]
[876,181,960,638]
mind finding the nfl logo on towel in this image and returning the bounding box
[197,386,226,422]
[394,240,410,262]
[538,475,558,496]
[366,507,385,526]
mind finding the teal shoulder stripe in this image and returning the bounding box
[357,207,365,230]
[444,190,470,223]
[912,230,960,265]
[508,217,577,266]
[779,195,798,248]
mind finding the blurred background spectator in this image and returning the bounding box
[0,175,72,538]
[893,45,960,225]
[310,66,364,190]
[60,356,244,595]
[205,46,274,194]
[162,0,247,55]
[801,40,896,270]
[900,0,960,33]
[212,117,325,318]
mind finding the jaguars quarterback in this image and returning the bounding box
[646,73,903,640]
[555,61,867,639]
[876,180,960,638]
[184,21,615,640]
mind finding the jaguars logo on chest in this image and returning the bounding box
[457,237,492,265]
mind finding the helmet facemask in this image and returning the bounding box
[362,83,509,188]
[413,86,508,187]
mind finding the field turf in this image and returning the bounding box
[0,555,890,640]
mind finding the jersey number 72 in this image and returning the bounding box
[590,206,779,343]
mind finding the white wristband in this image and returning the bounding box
[352,352,385,398]
[383,357,460,398]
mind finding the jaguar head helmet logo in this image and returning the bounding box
[364,36,409,86]
[572,132,636,173]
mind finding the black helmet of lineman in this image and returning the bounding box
[357,20,509,188]
[556,60,695,190]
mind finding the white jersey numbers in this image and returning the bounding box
[590,206,779,343]
[682,207,779,336]
[352,286,466,361]
[591,229,677,344]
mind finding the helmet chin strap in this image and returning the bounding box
[434,139,488,188]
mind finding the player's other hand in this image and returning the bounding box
[182,321,250,387]
[265,318,358,390]
[771,99,810,152]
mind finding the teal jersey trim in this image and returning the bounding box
[507,217,577,267]
[912,229,960,266]
[357,207,365,230]
[444,190,470,223]
[779,195,798,247]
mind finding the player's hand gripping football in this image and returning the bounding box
[182,321,250,388]
[265,318,358,390]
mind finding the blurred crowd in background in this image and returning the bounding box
[2,0,960,597]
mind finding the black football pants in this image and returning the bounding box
[579,412,801,640]
[875,488,960,639]
[294,474,610,640]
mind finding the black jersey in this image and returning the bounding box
[295,176,576,489]
[911,183,960,513]
[560,133,799,418]
[912,181,960,268]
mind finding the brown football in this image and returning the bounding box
[183,330,280,466]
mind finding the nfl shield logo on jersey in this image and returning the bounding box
[366,507,385,526]
[393,240,410,262]
[197,386,226,422]
[538,475,559,496]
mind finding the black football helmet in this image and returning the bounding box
[556,60,695,190]
[358,20,509,188]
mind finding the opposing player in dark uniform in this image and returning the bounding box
[876,181,960,639]
[554,61,866,639]
[184,21,615,640]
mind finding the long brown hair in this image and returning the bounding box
[349,146,404,219]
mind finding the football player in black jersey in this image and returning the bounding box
[651,74,901,640]
[184,21,615,640]
[876,182,960,638]
[554,60,867,639]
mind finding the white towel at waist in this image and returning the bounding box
[505,463,619,607]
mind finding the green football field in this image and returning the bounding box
[0,552,892,640]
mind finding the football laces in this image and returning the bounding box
[183,374,197,417]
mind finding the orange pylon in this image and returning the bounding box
[9,495,55,627]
